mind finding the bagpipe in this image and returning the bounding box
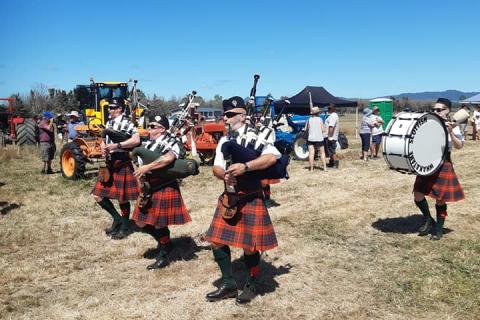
[220,74,291,181]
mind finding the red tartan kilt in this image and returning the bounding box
[261,179,281,186]
[205,192,278,252]
[413,160,465,202]
[91,163,139,201]
[132,182,191,228]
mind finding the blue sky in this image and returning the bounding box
[1,0,479,100]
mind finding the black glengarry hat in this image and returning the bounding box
[148,113,170,130]
[222,96,246,112]
[436,98,452,109]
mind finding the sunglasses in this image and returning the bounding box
[148,124,163,129]
[432,108,447,113]
[224,111,243,118]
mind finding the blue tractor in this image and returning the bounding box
[253,96,328,160]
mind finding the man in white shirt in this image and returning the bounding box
[325,104,340,168]
[370,106,384,159]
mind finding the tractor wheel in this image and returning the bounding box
[15,121,37,145]
[60,142,86,180]
[199,151,215,166]
[293,136,308,161]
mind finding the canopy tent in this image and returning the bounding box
[274,86,357,115]
[459,93,480,104]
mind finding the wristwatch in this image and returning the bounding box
[117,143,122,149]
[244,163,249,172]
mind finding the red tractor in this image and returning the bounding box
[0,98,37,146]
[185,117,226,165]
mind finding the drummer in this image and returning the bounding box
[414,98,465,240]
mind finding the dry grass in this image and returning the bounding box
[1,117,479,320]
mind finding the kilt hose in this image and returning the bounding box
[132,181,191,229]
[91,162,139,202]
[413,160,465,203]
[205,192,278,252]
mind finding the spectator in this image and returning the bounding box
[359,108,374,161]
[370,106,384,159]
[472,105,480,141]
[38,111,56,174]
[66,111,85,142]
[305,106,327,171]
[325,104,340,168]
[55,114,67,142]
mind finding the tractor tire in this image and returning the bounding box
[60,142,86,180]
[199,151,215,166]
[15,121,37,145]
[293,136,308,161]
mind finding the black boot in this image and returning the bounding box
[105,219,122,235]
[206,283,238,301]
[431,205,446,241]
[111,219,132,240]
[146,243,172,270]
[236,282,258,304]
[418,217,435,236]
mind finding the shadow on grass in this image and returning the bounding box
[142,236,209,263]
[211,257,292,296]
[0,202,22,216]
[372,214,453,235]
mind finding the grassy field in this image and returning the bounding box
[1,116,479,320]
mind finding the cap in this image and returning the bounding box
[372,106,379,112]
[148,113,170,130]
[436,98,452,109]
[363,107,372,116]
[43,111,54,119]
[109,98,124,109]
[222,96,246,112]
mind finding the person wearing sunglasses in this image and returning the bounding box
[204,96,281,304]
[130,113,191,270]
[413,98,465,240]
[91,99,141,240]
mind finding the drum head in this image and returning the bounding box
[407,113,447,176]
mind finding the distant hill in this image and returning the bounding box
[391,90,479,101]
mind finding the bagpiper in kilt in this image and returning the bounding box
[131,113,191,270]
[91,99,140,240]
[414,98,465,241]
[204,96,281,304]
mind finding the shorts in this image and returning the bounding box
[371,134,382,144]
[360,133,371,152]
[326,139,337,156]
[40,142,56,161]
[307,140,324,148]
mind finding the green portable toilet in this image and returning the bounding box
[369,98,393,130]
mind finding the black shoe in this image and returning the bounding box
[105,220,122,235]
[206,282,238,301]
[430,229,443,241]
[418,218,434,236]
[264,199,280,208]
[111,227,131,240]
[333,160,339,168]
[236,282,258,304]
[146,255,169,270]
[46,168,54,174]
[41,169,46,174]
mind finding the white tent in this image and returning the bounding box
[459,93,480,104]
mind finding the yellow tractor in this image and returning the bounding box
[60,78,147,179]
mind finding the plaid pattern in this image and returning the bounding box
[413,160,464,202]
[261,179,281,186]
[132,181,191,228]
[205,192,278,252]
[91,162,139,201]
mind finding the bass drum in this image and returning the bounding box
[382,112,448,176]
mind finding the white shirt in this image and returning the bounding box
[325,112,339,140]
[370,114,384,136]
[213,124,281,170]
[307,116,324,142]
[105,114,138,152]
[448,125,464,151]
[473,110,480,126]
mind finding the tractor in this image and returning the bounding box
[59,79,146,179]
[0,97,38,147]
